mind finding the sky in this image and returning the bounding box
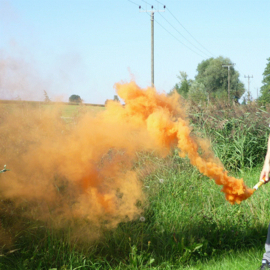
[0,0,269,103]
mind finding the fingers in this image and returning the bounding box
[260,171,266,181]
[266,174,270,183]
[264,172,270,183]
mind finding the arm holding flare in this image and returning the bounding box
[260,135,270,182]
[253,135,270,190]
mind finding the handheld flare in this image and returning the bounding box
[0,165,9,173]
[253,176,268,190]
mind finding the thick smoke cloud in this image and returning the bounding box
[0,81,253,244]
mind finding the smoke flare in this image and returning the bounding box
[0,81,253,239]
[113,81,254,204]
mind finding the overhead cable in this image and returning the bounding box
[127,0,141,6]
[127,0,205,58]
[158,12,212,58]
[155,0,215,57]
[154,18,205,58]
[166,8,215,57]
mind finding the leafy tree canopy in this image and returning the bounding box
[262,57,270,86]
[258,57,270,105]
[195,56,245,101]
[69,94,82,104]
[188,81,207,104]
[174,71,193,98]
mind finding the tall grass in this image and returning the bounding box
[189,102,270,170]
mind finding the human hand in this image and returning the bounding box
[260,163,270,183]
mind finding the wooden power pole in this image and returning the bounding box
[244,75,253,102]
[222,63,235,103]
[139,4,166,87]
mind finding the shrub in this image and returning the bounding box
[69,94,82,104]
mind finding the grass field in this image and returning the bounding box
[0,101,269,269]
[0,157,267,269]
[0,100,105,118]
[60,103,105,118]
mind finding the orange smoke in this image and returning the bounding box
[0,81,253,236]
[112,81,254,204]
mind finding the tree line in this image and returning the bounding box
[171,56,270,105]
[43,56,270,105]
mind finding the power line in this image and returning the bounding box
[155,0,165,5]
[128,1,206,58]
[127,0,141,6]
[157,12,212,58]
[154,18,205,58]
[141,0,153,10]
[128,0,151,11]
[141,0,152,6]
[155,0,164,9]
[166,8,215,57]
[155,0,215,57]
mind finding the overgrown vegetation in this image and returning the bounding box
[0,102,269,269]
[189,101,270,170]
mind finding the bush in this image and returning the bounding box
[69,94,82,104]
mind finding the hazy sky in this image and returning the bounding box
[0,0,269,103]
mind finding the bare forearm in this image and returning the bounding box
[265,136,270,165]
[261,135,270,181]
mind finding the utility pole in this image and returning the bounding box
[139,4,166,87]
[222,63,235,103]
[244,75,253,102]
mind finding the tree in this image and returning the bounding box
[188,81,207,104]
[69,94,82,104]
[174,71,193,98]
[195,56,245,102]
[258,57,270,105]
[113,95,120,102]
[44,90,51,103]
